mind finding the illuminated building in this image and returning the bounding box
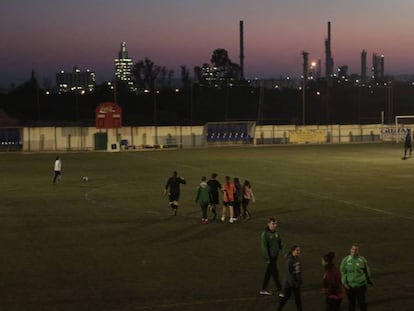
[56,67,96,94]
[114,42,135,92]
[372,53,385,81]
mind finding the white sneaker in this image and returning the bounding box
[229,218,234,224]
[259,290,272,295]
[221,216,225,222]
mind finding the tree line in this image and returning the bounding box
[2,49,414,126]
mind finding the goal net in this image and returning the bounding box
[395,115,414,143]
[204,121,256,144]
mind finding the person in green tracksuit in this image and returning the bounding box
[195,176,212,224]
[340,245,372,311]
[259,217,283,295]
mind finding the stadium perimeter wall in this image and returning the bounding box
[17,123,411,152]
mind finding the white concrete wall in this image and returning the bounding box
[21,123,414,152]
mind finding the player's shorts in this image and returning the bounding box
[223,200,234,207]
[211,193,219,205]
[169,193,179,202]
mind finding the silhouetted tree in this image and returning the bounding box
[193,64,209,84]
[157,67,175,89]
[6,70,41,122]
[193,49,241,87]
[211,48,241,80]
[180,65,191,89]
[211,49,230,68]
[132,58,161,90]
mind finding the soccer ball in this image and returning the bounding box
[82,176,89,182]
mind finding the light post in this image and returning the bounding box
[302,51,309,125]
[302,80,306,125]
[225,83,231,121]
[387,80,393,124]
[190,83,193,132]
[153,80,158,145]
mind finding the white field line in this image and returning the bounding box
[83,161,414,222]
[297,189,414,222]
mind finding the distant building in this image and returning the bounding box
[338,65,348,79]
[361,50,367,83]
[372,53,385,81]
[114,42,135,92]
[198,64,239,87]
[308,60,319,80]
[56,67,96,94]
[200,65,220,86]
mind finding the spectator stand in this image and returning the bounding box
[204,121,256,145]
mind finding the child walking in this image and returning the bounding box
[195,176,212,224]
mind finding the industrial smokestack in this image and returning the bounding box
[239,20,245,80]
[325,21,334,77]
[302,51,309,80]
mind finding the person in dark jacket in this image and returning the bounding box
[195,176,212,224]
[277,245,302,311]
[322,251,343,311]
[233,177,243,219]
[207,173,221,220]
[259,218,283,295]
[164,171,186,216]
[404,129,412,158]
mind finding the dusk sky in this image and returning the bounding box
[1,0,414,88]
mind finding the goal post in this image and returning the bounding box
[204,121,256,144]
[395,115,414,143]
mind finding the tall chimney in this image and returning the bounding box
[302,51,309,80]
[325,21,334,77]
[239,20,245,80]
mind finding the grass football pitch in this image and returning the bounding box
[0,143,413,311]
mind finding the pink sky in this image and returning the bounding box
[1,0,414,88]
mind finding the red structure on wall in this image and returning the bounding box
[95,102,122,129]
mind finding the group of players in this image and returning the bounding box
[164,171,255,224]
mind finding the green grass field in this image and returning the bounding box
[1,143,413,311]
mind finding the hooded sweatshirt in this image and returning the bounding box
[195,181,212,205]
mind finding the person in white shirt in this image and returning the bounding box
[53,156,62,184]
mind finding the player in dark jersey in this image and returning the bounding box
[164,171,186,216]
[207,173,221,220]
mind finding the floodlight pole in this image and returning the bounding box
[387,80,392,124]
[153,80,158,145]
[302,78,306,125]
[302,51,309,125]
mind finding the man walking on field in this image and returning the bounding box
[260,217,283,295]
[404,128,412,159]
[164,171,186,216]
[52,156,62,184]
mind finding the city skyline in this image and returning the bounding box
[1,0,414,89]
